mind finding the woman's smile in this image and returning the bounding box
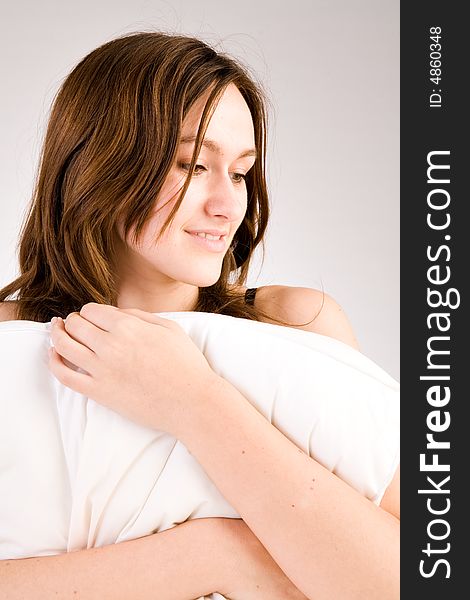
[185,229,229,252]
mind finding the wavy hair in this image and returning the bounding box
[1,31,303,325]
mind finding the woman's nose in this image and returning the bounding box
[204,174,246,221]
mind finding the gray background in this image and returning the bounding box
[0,0,399,380]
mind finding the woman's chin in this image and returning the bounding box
[185,266,223,288]
[193,274,222,288]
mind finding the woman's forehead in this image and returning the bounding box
[181,85,255,155]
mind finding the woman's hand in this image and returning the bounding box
[48,302,217,436]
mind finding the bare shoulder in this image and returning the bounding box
[0,301,19,322]
[253,285,360,350]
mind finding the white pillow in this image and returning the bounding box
[0,312,399,564]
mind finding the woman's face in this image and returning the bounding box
[116,83,257,291]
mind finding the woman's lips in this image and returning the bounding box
[185,231,228,253]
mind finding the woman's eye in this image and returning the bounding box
[231,172,247,184]
[179,163,206,175]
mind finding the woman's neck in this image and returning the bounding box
[117,282,200,314]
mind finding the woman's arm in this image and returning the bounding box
[0,518,309,600]
[0,518,225,600]
[174,376,399,600]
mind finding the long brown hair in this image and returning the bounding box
[0,31,308,326]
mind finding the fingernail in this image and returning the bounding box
[51,317,57,325]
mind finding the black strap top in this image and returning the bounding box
[244,287,258,306]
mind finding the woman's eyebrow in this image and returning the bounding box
[179,135,257,159]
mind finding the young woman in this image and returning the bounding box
[0,32,399,599]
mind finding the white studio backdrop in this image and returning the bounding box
[0,0,399,380]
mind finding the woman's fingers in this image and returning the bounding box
[48,343,94,398]
[78,303,121,332]
[50,317,96,375]
[48,303,183,398]
[51,304,179,368]
[64,311,109,347]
